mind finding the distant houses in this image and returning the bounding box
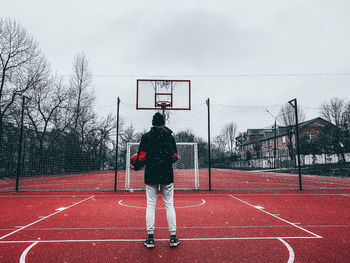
[237,117,344,168]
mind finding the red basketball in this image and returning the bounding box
[130,153,138,166]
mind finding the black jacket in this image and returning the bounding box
[136,126,177,185]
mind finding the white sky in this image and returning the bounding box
[2,0,350,111]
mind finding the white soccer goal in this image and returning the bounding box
[125,142,199,191]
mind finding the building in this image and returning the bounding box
[238,117,338,166]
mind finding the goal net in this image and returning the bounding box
[125,142,199,191]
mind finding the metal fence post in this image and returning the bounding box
[289,98,303,190]
[206,98,212,191]
[114,97,121,192]
[16,96,26,192]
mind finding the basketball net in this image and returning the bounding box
[152,81,175,124]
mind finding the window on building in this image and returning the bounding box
[282,136,286,144]
[307,133,314,140]
[282,148,287,156]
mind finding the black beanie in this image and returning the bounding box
[152,112,165,126]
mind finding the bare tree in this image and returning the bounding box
[119,125,137,146]
[0,18,42,145]
[176,130,195,142]
[116,124,138,169]
[68,52,95,140]
[342,102,350,132]
[341,103,350,155]
[51,78,71,133]
[279,104,305,162]
[26,75,65,135]
[320,97,350,163]
[25,75,67,172]
[213,134,227,158]
[96,113,117,169]
[222,122,237,156]
[279,103,305,127]
[320,97,347,127]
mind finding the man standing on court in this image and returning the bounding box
[133,112,180,248]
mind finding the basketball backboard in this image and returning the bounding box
[136,79,191,110]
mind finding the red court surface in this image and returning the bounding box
[1,190,350,262]
[1,169,349,192]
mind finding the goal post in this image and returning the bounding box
[125,142,199,191]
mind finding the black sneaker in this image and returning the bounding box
[144,237,155,248]
[169,236,180,247]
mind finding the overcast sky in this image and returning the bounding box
[2,0,350,111]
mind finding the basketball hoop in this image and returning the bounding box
[155,100,172,109]
[155,100,171,122]
[136,79,191,124]
[136,79,191,111]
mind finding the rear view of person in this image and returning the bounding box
[133,112,180,248]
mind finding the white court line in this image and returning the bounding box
[0,235,321,244]
[2,224,349,232]
[0,195,94,240]
[278,238,295,263]
[0,225,300,231]
[229,195,322,239]
[20,241,38,263]
[118,199,206,209]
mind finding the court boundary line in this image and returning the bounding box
[0,195,94,240]
[0,235,321,244]
[229,195,322,239]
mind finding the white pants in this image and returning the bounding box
[146,183,176,235]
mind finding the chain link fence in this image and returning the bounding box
[1,97,350,191]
